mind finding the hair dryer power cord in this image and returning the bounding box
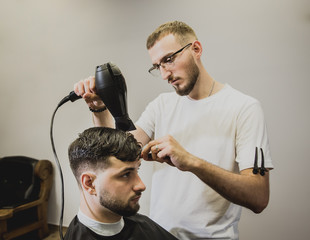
[49,92,81,240]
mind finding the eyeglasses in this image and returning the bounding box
[148,43,192,77]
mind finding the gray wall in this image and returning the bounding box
[1,0,309,239]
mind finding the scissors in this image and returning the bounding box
[253,147,268,176]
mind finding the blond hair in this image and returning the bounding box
[146,21,198,49]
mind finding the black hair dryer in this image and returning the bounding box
[95,62,136,131]
[64,62,136,131]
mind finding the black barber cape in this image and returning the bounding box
[64,213,179,240]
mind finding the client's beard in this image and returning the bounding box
[99,193,140,217]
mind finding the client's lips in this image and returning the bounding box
[131,194,142,202]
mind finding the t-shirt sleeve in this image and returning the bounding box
[235,101,273,171]
[135,97,159,139]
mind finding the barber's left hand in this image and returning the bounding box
[141,135,192,171]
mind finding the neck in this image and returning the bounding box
[80,191,122,223]
[78,209,125,237]
[188,68,216,100]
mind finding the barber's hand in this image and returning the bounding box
[141,135,192,171]
[74,76,105,110]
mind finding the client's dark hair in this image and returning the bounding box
[68,127,142,183]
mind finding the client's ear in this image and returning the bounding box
[81,172,97,195]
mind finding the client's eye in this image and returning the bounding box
[122,172,131,178]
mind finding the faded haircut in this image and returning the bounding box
[68,127,142,184]
[146,21,198,50]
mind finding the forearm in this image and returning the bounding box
[188,156,270,213]
[143,135,270,213]
[92,111,114,128]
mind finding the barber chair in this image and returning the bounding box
[0,156,53,240]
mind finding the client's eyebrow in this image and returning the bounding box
[117,163,141,175]
[118,167,136,174]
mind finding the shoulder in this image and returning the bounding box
[124,214,178,239]
[64,216,97,240]
[145,91,183,113]
[216,85,263,114]
[64,216,80,239]
[150,91,180,105]
[222,85,258,104]
[125,213,157,225]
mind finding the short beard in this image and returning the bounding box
[173,56,199,96]
[99,192,140,217]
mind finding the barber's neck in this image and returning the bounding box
[188,68,215,100]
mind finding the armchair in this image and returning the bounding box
[0,156,53,240]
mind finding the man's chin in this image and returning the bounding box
[174,86,191,96]
[115,204,140,217]
[118,208,139,217]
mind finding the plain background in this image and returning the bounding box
[1,0,309,239]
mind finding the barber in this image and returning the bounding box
[74,21,273,240]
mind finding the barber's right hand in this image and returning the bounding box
[74,76,105,111]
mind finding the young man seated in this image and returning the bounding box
[65,127,178,240]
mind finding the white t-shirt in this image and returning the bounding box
[136,84,273,240]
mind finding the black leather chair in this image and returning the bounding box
[0,156,53,240]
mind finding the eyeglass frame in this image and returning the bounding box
[148,43,192,75]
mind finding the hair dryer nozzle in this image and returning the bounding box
[115,116,136,131]
[95,62,136,131]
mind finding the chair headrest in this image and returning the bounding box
[0,156,40,208]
